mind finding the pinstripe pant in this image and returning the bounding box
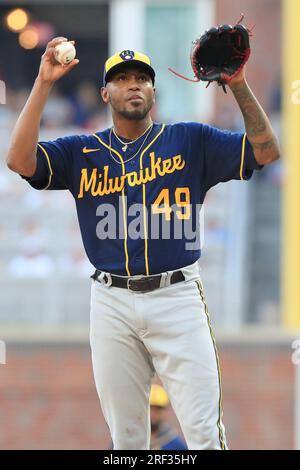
[89,262,227,450]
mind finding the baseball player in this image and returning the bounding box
[6,35,279,450]
[149,384,188,450]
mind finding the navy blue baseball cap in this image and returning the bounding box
[103,49,155,86]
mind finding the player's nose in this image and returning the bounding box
[127,76,140,90]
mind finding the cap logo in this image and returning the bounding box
[119,50,135,61]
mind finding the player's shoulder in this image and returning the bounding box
[80,128,111,143]
[164,121,206,136]
[57,128,111,150]
[165,122,240,141]
[90,127,111,142]
[162,122,208,147]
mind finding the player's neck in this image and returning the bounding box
[112,116,153,141]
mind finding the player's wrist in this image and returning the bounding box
[228,76,247,91]
[35,75,55,90]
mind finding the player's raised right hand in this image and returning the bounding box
[37,37,79,84]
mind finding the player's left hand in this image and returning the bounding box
[189,16,252,93]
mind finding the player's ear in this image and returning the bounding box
[153,86,156,104]
[101,86,109,104]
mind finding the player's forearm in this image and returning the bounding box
[6,77,54,177]
[229,79,280,165]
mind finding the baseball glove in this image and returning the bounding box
[169,15,252,93]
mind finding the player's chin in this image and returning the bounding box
[122,105,149,121]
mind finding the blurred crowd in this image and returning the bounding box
[0,79,110,280]
[0,80,108,131]
[212,80,283,187]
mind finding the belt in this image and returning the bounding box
[91,269,185,293]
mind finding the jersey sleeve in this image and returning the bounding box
[201,123,263,191]
[20,135,78,192]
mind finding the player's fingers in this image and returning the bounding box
[42,39,75,63]
[66,58,79,68]
[42,38,68,59]
[44,37,68,55]
[42,46,57,60]
[60,59,80,74]
[47,37,68,48]
[42,46,66,66]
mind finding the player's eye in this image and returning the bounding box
[139,75,148,81]
[117,74,126,81]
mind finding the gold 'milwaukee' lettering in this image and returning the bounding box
[78,168,97,198]
[103,166,126,195]
[78,167,126,198]
[173,155,186,170]
[149,152,164,178]
[163,159,173,173]
[77,152,186,198]
[127,171,141,187]
[138,165,155,184]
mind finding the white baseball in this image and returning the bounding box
[54,42,76,65]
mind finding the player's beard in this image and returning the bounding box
[109,97,153,121]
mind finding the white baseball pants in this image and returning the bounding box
[89,262,227,450]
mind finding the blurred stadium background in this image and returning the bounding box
[0,0,299,450]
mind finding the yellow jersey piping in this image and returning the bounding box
[37,143,53,190]
[93,133,131,276]
[139,124,166,275]
[196,279,227,450]
[240,134,247,181]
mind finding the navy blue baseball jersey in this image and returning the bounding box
[21,122,262,276]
